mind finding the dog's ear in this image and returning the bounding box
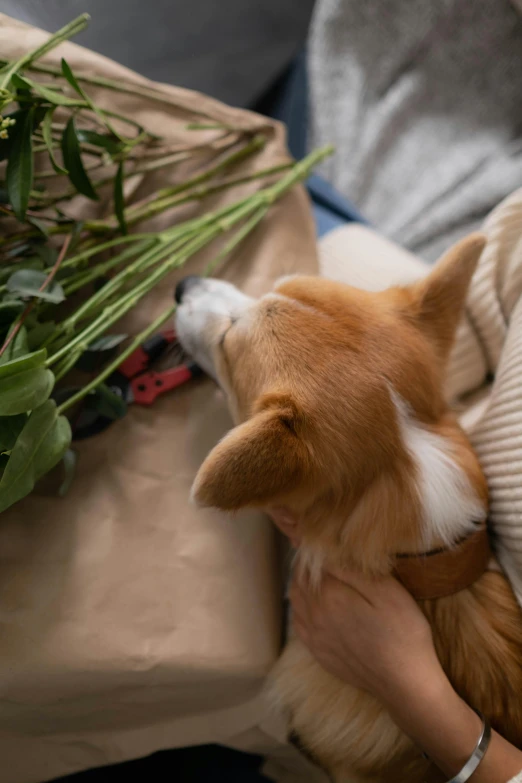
[191,396,307,511]
[406,232,486,361]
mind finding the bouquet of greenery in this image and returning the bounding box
[0,14,332,515]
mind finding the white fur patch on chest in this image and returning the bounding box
[393,394,485,548]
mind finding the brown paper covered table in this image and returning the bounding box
[0,15,327,783]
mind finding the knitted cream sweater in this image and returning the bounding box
[318,188,522,783]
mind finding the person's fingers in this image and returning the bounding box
[325,565,410,609]
[268,507,302,546]
[272,516,296,536]
[318,572,376,618]
[289,578,327,643]
[291,574,360,643]
[292,615,311,646]
[288,578,311,620]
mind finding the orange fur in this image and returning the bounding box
[188,233,522,781]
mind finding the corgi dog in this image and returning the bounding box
[174,233,522,782]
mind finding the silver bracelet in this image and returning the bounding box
[446,709,491,783]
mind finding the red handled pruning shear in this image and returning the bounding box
[113,328,202,406]
[57,328,202,440]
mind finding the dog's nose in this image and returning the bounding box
[174,275,202,304]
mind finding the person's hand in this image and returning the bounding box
[289,567,440,704]
[269,507,440,704]
[269,509,522,781]
[269,506,301,547]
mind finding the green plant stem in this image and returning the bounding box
[107,142,334,314]
[47,249,172,354]
[112,225,219,304]
[63,232,192,303]
[82,194,273,326]
[28,146,333,372]
[93,150,189,187]
[204,205,269,277]
[0,146,274,247]
[28,151,194,206]
[1,152,285,258]
[41,157,287,232]
[62,238,155,295]
[24,62,229,119]
[35,159,104,180]
[0,233,155,297]
[82,135,266,232]
[121,161,293,229]
[35,141,106,159]
[47,302,124,366]
[61,233,189,329]
[0,14,90,91]
[56,304,177,415]
[186,122,235,131]
[77,223,219,330]
[47,219,222,366]
[53,346,84,382]
[59,233,156,271]
[0,145,331,257]
[46,222,206,355]
[145,134,266,202]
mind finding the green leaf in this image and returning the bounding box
[61,58,126,143]
[27,216,50,236]
[114,161,127,236]
[86,383,127,420]
[76,129,122,154]
[88,334,127,352]
[7,269,65,304]
[42,107,67,175]
[11,72,32,104]
[75,333,127,372]
[61,118,99,201]
[0,348,46,380]
[3,242,34,259]
[0,365,54,415]
[0,258,44,284]
[0,414,26,450]
[6,106,34,221]
[60,58,88,100]
[58,447,77,497]
[11,73,31,92]
[31,243,58,267]
[0,399,71,514]
[27,321,56,351]
[14,73,81,107]
[0,324,28,365]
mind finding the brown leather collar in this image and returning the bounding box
[393,524,492,600]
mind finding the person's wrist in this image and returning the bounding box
[375,650,448,713]
[383,669,485,777]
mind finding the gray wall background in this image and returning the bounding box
[2,0,315,107]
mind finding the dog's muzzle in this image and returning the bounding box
[174,275,253,381]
